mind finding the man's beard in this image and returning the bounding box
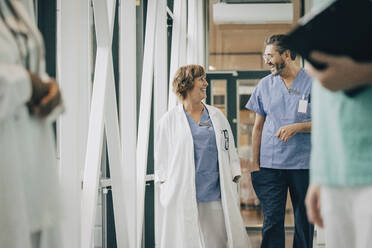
[271,61,286,76]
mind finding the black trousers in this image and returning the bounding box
[251,168,314,248]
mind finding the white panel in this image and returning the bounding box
[168,0,187,109]
[197,0,205,67]
[119,0,137,247]
[187,0,205,66]
[81,0,114,247]
[154,0,168,120]
[104,56,128,248]
[154,0,167,247]
[213,3,293,24]
[81,47,108,248]
[58,0,90,247]
[187,0,197,64]
[179,0,187,68]
[136,0,158,247]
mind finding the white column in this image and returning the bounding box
[197,0,205,66]
[58,0,90,247]
[154,0,168,247]
[168,0,187,109]
[120,0,137,247]
[81,0,118,247]
[187,0,205,66]
[136,0,158,247]
[104,56,128,248]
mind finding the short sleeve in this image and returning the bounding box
[245,81,266,117]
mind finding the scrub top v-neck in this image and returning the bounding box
[184,106,221,202]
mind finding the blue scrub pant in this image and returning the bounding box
[251,168,314,248]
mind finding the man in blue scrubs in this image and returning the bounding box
[246,34,314,248]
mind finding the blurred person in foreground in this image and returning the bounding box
[0,0,63,247]
[305,2,372,247]
[155,65,251,248]
[246,34,314,248]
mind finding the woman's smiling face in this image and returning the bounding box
[187,74,208,101]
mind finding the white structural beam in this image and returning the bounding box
[168,0,187,109]
[81,46,108,248]
[81,0,128,247]
[136,0,158,247]
[154,0,167,247]
[197,0,205,66]
[187,0,205,65]
[58,0,90,247]
[120,0,137,247]
[104,56,128,248]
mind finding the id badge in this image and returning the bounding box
[298,95,308,113]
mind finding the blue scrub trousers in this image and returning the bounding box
[251,168,314,248]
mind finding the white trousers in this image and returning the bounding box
[197,201,228,248]
[321,186,372,248]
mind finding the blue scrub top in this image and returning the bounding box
[246,68,312,169]
[185,107,221,202]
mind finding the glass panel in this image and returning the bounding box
[210,80,227,116]
[236,79,259,212]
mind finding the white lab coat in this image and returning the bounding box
[0,1,62,247]
[155,104,251,248]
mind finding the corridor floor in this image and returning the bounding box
[242,206,326,248]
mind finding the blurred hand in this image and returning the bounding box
[35,79,62,118]
[305,184,323,228]
[275,124,298,142]
[307,51,372,91]
[28,72,62,118]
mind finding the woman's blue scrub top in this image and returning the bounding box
[185,107,221,202]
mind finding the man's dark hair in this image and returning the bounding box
[265,34,297,61]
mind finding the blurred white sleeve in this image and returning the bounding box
[0,64,31,121]
[154,117,170,184]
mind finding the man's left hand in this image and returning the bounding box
[275,123,298,142]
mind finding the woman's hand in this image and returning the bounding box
[305,184,323,228]
[233,175,241,183]
[28,72,62,118]
[307,51,372,91]
[35,79,62,118]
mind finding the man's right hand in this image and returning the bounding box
[248,161,260,173]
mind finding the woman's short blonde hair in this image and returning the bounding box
[172,65,205,100]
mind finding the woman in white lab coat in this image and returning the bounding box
[155,65,251,248]
[0,0,62,247]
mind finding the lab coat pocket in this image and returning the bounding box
[159,181,171,207]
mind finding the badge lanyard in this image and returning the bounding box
[298,94,308,113]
